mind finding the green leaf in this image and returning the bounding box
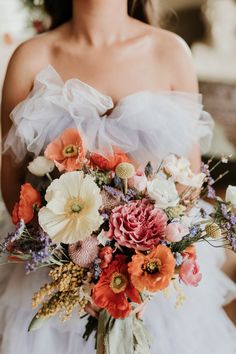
[28,314,49,332]
[96,311,151,354]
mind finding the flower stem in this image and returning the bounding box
[46,173,53,182]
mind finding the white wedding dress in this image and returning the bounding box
[1,65,236,354]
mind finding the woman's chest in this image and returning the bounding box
[49,42,172,104]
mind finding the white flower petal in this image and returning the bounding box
[39,171,103,244]
[226,185,236,207]
[38,208,69,239]
[28,156,55,176]
[147,177,179,209]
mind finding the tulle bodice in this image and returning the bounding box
[4,65,214,166]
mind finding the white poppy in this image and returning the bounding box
[38,171,103,244]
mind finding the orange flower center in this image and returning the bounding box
[63,144,79,158]
[110,272,128,294]
[142,260,161,274]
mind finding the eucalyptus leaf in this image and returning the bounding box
[96,311,151,354]
[133,317,151,354]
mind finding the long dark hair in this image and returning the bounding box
[43,0,151,29]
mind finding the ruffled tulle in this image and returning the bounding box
[3,65,214,167]
[0,242,235,354]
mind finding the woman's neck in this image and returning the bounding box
[71,0,130,46]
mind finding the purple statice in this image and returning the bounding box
[207,185,216,199]
[2,224,54,273]
[25,228,54,273]
[113,176,123,190]
[103,185,123,198]
[220,203,228,218]
[2,220,26,250]
[93,258,102,280]
[121,188,138,203]
[229,213,236,226]
[25,262,36,273]
[174,252,183,267]
[160,240,169,246]
[201,162,210,175]
[207,177,215,186]
[227,234,236,252]
[189,224,201,237]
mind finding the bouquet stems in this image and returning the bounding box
[96,310,151,354]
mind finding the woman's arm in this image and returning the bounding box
[168,34,201,173]
[1,42,42,213]
[159,32,201,199]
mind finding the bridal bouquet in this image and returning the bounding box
[1,128,236,354]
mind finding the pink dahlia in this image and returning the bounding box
[107,199,167,251]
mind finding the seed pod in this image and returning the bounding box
[205,223,222,239]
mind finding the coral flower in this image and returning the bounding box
[90,147,131,171]
[128,245,175,292]
[44,128,86,172]
[92,255,141,319]
[99,246,113,269]
[182,246,197,260]
[12,183,41,225]
[179,259,202,287]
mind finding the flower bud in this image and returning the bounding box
[28,156,55,177]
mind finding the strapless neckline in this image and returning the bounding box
[4,64,213,168]
[39,64,203,110]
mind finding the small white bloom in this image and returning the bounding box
[97,230,110,246]
[38,171,103,244]
[163,155,190,178]
[177,170,205,189]
[147,176,179,209]
[28,156,55,177]
[163,155,205,188]
[226,185,236,207]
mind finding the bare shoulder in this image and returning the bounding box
[1,28,63,115]
[5,29,58,88]
[1,29,61,135]
[139,25,198,92]
[152,28,198,92]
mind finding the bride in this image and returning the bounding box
[1,1,236,353]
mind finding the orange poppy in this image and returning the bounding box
[128,245,175,292]
[44,128,86,172]
[12,183,41,225]
[92,255,141,319]
[90,147,131,171]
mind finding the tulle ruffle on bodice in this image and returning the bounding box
[3,65,214,166]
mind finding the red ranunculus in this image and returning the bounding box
[12,183,41,225]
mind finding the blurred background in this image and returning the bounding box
[0,0,235,320]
